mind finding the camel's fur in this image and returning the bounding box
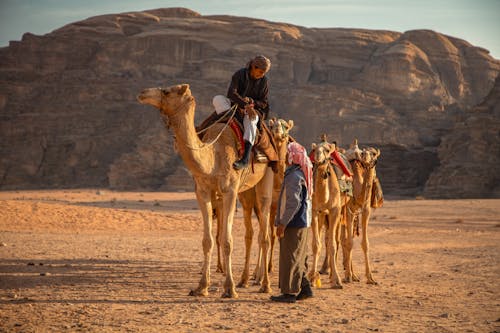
[240,118,294,286]
[137,84,273,298]
[308,142,350,289]
[214,120,294,290]
[342,141,381,284]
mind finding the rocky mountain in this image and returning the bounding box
[0,7,498,197]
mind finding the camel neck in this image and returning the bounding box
[165,102,214,176]
[351,160,375,207]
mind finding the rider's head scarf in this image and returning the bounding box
[248,55,271,74]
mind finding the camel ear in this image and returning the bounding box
[375,148,381,159]
[311,143,317,150]
[269,119,275,126]
[288,120,294,129]
[177,84,189,95]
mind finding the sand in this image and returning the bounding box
[0,190,499,332]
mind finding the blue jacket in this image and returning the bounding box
[275,164,311,229]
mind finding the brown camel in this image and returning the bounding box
[308,142,350,289]
[239,118,295,287]
[248,118,295,283]
[137,84,273,298]
[342,140,381,284]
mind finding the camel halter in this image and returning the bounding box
[158,88,238,151]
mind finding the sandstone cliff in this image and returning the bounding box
[0,7,498,197]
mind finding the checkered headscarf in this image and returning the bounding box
[287,142,313,199]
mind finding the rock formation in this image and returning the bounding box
[0,7,498,197]
[423,74,500,198]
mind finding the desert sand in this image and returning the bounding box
[0,190,499,332]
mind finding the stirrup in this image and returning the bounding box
[233,159,249,170]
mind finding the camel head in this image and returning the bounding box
[345,138,362,161]
[359,147,381,169]
[137,84,194,115]
[312,142,335,165]
[269,118,294,142]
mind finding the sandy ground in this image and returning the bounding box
[0,190,499,333]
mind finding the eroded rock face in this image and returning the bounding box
[423,75,500,198]
[0,7,498,196]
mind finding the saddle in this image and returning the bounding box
[371,176,384,208]
[330,152,354,197]
[196,111,278,163]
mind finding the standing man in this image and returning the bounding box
[271,142,314,303]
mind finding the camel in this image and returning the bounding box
[267,118,294,273]
[137,84,273,298]
[238,118,294,287]
[225,118,294,287]
[341,140,381,284]
[308,142,350,289]
[211,118,294,288]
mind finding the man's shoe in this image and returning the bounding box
[233,159,249,170]
[233,141,252,170]
[296,286,313,301]
[270,294,296,303]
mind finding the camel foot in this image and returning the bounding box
[258,285,272,293]
[216,266,224,274]
[308,271,322,288]
[342,277,353,283]
[237,280,249,288]
[189,287,208,296]
[319,268,330,275]
[221,289,238,298]
[331,284,344,290]
[253,278,263,286]
[367,279,378,285]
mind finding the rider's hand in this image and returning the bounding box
[276,224,285,238]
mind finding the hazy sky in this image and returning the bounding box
[0,0,499,59]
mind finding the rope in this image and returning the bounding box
[168,103,238,151]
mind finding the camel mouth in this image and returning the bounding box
[136,94,146,104]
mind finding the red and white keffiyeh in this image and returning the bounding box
[287,142,313,199]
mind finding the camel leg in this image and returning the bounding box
[361,205,377,285]
[327,207,343,289]
[252,205,264,286]
[319,215,330,275]
[340,222,348,271]
[189,188,214,297]
[221,189,239,298]
[252,205,263,284]
[308,211,322,287]
[351,214,360,282]
[343,207,355,283]
[255,168,273,293]
[268,199,278,273]
[252,247,262,282]
[214,194,225,274]
[237,190,254,288]
[252,252,262,281]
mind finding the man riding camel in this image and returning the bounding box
[197,55,278,171]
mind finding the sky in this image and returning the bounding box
[0,0,499,59]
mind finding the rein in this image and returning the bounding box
[159,87,238,151]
